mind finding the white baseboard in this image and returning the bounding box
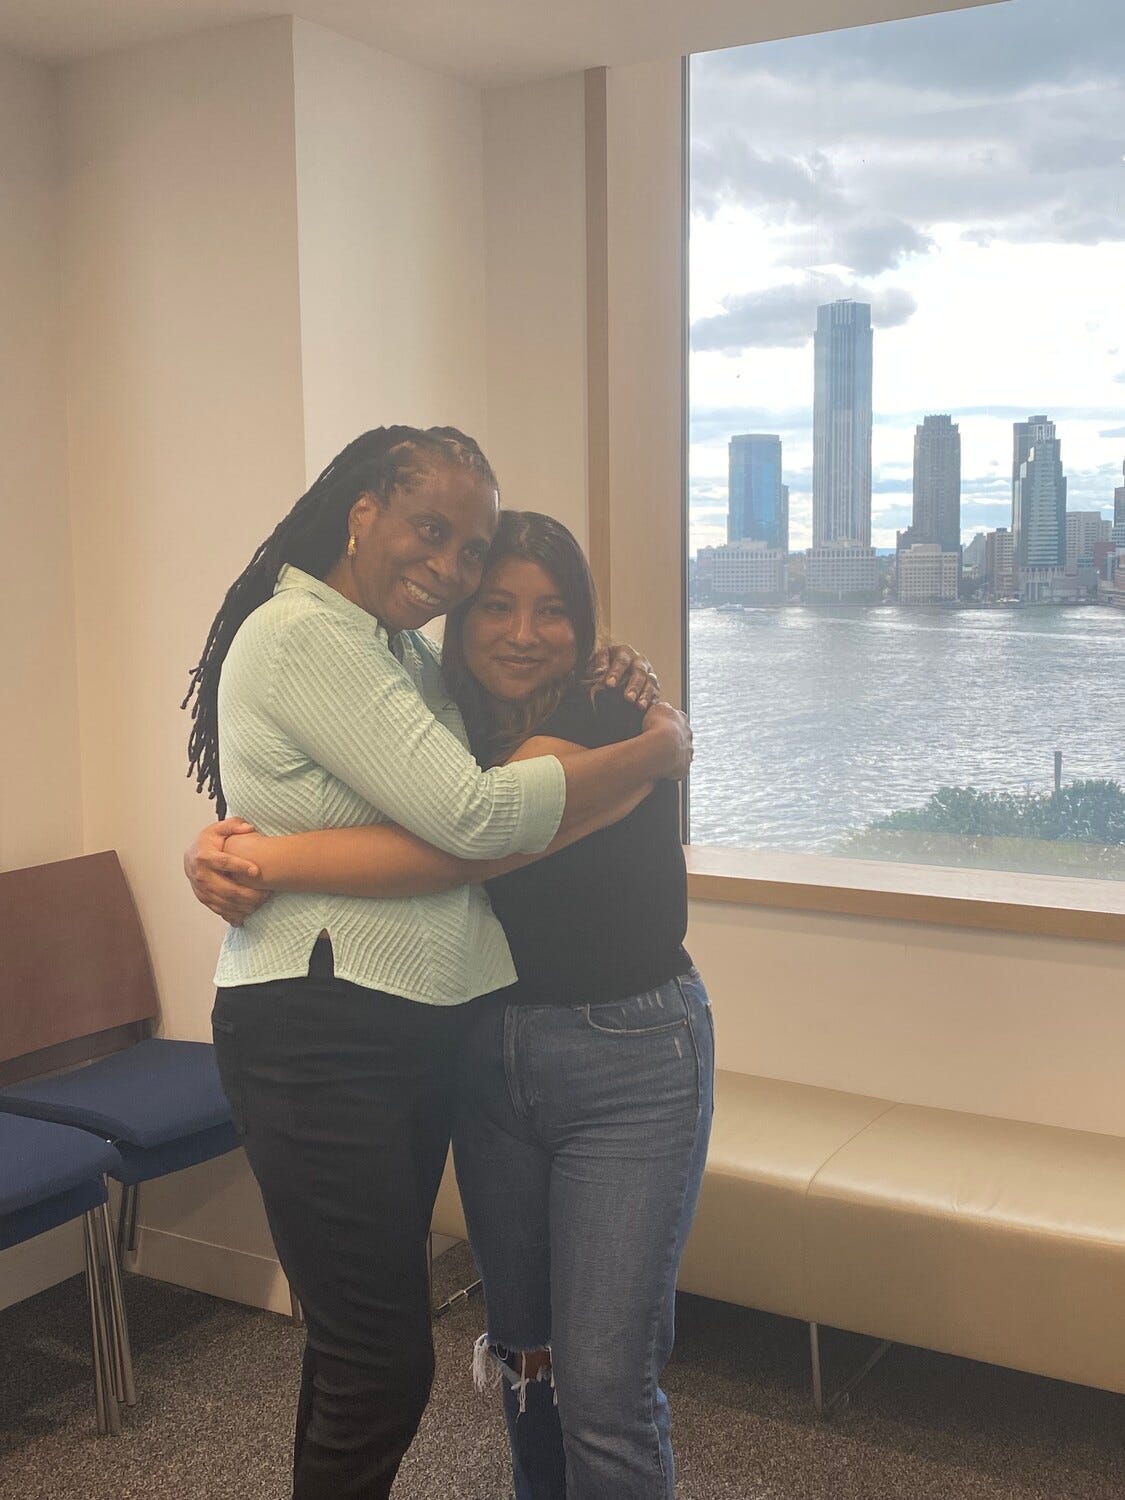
[133,1226,292,1315]
[131,1227,465,1315]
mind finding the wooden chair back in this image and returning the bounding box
[0,851,157,1085]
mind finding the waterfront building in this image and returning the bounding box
[912,415,961,550]
[984,527,1016,597]
[1014,421,1066,597]
[805,544,878,604]
[1065,511,1111,574]
[728,434,788,553]
[699,540,787,605]
[898,543,959,603]
[812,300,872,549]
[1019,567,1079,603]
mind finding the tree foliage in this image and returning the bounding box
[840,781,1125,878]
[867,780,1125,844]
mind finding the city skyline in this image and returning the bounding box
[688,0,1125,558]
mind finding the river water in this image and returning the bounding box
[687,605,1125,865]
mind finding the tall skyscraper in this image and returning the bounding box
[1014,421,1066,572]
[1114,460,1125,542]
[1011,415,1052,530]
[728,434,788,552]
[911,415,961,551]
[812,300,873,548]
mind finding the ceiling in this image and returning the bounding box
[0,0,995,86]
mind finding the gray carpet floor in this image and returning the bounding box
[2,1242,1124,1499]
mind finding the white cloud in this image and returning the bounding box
[691,275,916,354]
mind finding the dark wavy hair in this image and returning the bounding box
[442,510,601,763]
[183,425,496,815]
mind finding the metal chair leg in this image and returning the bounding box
[98,1198,137,1406]
[429,1233,483,1320]
[116,1182,139,1260]
[810,1321,893,1418]
[83,1211,121,1436]
[289,1285,305,1326]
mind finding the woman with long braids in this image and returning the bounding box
[189,510,711,1500]
[183,427,690,1500]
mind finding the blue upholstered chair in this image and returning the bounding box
[0,851,241,1400]
[0,1114,127,1435]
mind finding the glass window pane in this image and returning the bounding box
[687,0,1125,880]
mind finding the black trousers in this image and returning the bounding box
[212,941,469,1499]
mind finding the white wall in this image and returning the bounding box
[0,46,87,1310]
[293,19,488,474]
[0,49,82,874]
[689,901,1125,1136]
[61,18,309,1046]
[482,74,589,543]
[49,18,309,1308]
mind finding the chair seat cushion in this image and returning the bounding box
[676,1071,892,1318]
[112,1120,241,1185]
[0,1114,120,1215]
[0,1038,232,1149]
[804,1103,1125,1395]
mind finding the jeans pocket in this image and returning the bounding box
[582,982,690,1036]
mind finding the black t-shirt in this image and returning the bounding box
[484,687,692,1006]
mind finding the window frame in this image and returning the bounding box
[589,4,1124,943]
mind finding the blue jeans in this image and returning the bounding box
[453,971,714,1500]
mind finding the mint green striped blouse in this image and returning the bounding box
[213,566,566,1004]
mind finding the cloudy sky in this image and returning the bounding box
[688,0,1125,554]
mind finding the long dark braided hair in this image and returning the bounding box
[183,425,497,816]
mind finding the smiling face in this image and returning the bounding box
[341,461,499,633]
[463,555,580,703]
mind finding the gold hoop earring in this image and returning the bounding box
[347,535,357,558]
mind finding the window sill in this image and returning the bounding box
[685,846,1125,944]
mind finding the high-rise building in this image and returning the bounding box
[1114,460,1125,546]
[1011,415,1052,521]
[1065,511,1111,573]
[812,300,872,548]
[897,544,959,603]
[728,434,788,552]
[984,527,1015,597]
[912,415,961,550]
[1013,418,1066,576]
[809,301,876,602]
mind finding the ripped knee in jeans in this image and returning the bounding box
[472,1334,554,1414]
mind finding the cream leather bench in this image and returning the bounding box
[433,1069,1125,1412]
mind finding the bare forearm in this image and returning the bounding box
[228,775,652,902]
[554,735,670,836]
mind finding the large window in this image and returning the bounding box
[686,0,1125,881]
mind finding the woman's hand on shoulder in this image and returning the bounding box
[184,817,269,926]
[592,643,660,710]
[639,702,693,780]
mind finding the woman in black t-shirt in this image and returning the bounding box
[442,512,714,1500]
[206,513,713,1500]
